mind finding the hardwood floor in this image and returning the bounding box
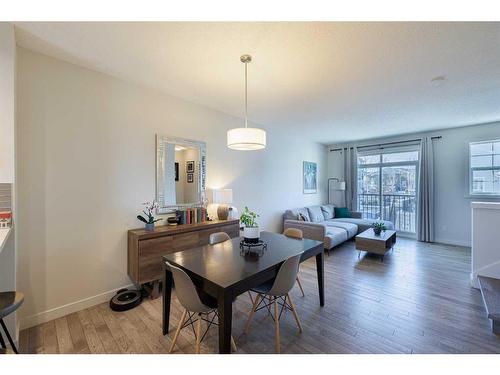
[19,238,500,354]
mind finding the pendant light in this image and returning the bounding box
[227,55,266,150]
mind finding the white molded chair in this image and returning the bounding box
[209,232,231,245]
[244,252,303,353]
[283,228,306,297]
[209,231,255,304]
[166,261,237,354]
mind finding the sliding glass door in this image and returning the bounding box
[357,149,419,234]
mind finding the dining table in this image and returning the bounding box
[161,231,325,353]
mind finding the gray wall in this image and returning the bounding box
[328,121,500,246]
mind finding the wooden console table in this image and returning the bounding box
[128,219,240,296]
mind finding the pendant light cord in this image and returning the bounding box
[244,61,248,128]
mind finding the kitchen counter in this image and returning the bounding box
[0,228,12,254]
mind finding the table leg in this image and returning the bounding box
[315,251,325,306]
[217,291,233,354]
[162,269,173,335]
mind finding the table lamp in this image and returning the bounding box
[213,189,233,220]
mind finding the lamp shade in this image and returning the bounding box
[330,181,346,191]
[227,128,266,150]
[212,189,233,205]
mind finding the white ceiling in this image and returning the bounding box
[13,22,500,144]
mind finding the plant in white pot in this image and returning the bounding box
[240,206,260,244]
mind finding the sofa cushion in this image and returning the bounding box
[320,204,335,220]
[334,207,351,218]
[331,218,394,233]
[283,207,311,222]
[323,220,358,239]
[307,206,324,223]
[324,226,348,249]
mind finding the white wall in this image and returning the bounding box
[0,23,15,183]
[327,122,500,247]
[0,22,17,342]
[16,48,327,328]
[471,202,500,288]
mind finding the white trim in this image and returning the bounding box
[464,194,500,200]
[0,227,11,254]
[434,237,470,247]
[471,273,480,289]
[471,201,500,210]
[357,148,420,233]
[468,139,500,197]
[19,283,134,330]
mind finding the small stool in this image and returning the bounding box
[0,292,24,354]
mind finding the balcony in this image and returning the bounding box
[357,193,416,233]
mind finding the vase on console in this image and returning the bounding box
[137,201,162,231]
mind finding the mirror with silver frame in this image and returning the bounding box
[156,135,206,213]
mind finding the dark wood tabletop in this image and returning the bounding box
[161,231,325,353]
[163,231,322,289]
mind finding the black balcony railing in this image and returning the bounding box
[357,193,416,233]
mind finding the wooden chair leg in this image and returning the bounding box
[169,308,187,353]
[244,294,261,334]
[287,293,303,333]
[231,335,237,352]
[296,276,305,297]
[274,297,280,353]
[195,313,202,354]
[247,291,254,304]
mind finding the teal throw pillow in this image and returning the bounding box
[334,207,351,218]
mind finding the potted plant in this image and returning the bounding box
[372,222,386,236]
[137,201,162,231]
[240,206,260,244]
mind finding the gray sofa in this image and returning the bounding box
[283,205,394,251]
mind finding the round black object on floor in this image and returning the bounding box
[109,289,142,312]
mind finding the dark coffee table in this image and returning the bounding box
[355,228,396,261]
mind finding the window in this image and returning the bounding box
[357,148,419,233]
[469,140,500,196]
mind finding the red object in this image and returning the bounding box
[0,211,11,219]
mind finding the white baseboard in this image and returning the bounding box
[434,237,470,247]
[471,273,480,289]
[19,284,134,330]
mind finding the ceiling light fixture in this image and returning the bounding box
[227,55,266,151]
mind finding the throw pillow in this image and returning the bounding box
[321,204,335,220]
[307,206,324,222]
[297,207,311,222]
[334,207,351,218]
[298,213,309,221]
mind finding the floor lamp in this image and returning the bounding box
[328,178,346,205]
